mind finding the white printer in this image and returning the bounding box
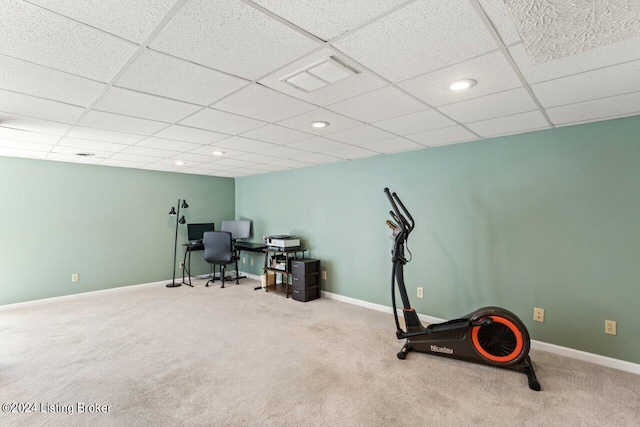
[267,235,301,249]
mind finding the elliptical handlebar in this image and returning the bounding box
[384,187,414,238]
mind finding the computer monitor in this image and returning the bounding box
[187,223,215,242]
[220,220,251,240]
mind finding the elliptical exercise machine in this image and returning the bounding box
[384,188,541,391]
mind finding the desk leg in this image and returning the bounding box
[182,248,193,287]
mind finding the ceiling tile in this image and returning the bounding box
[213,158,261,168]
[286,137,352,153]
[153,125,229,145]
[78,111,168,135]
[149,0,320,80]
[0,55,106,107]
[143,163,186,172]
[276,108,361,136]
[397,51,523,107]
[0,126,60,144]
[57,137,128,153]
[240,124,311,144]
[327,86,425,123]
[0,147,47,159]
[0,138,52,151]
[477,0,522,45]
[66,126,144,144]
[46,152,103,164]
[323,145,377,160]
[173,153,218,163]
[99,159,150,169]
[296,152,343,164]
[509,40,640,84]
[109,153,159,163]
[256,145,311,159]
[0,0,136,82]
[360,137,423,153]
[120,146,178,158]
[26,0,176,43]
[252,0,406,41]
[213,84,317,123]
[439,87,538,123]
[232,152,280,164]
[135,137,201,152]
[116,50,249,106]
[504,0,640,64]
[466,110,549,137]
[372,109,456,135]
[179,108,266,135]
[259,49,388,106]
[531,60,640,108]
[267,158,315,168]
[333,0,497,82]
[215,136,277,152]
[0,113,70,136]
[245,162,290,172]
[180,167,219,175]
[154,158,195,166]
[407,126,478,146]
[546,92,640,126]
[93,87,201,123]
[188,145,244,159]
[51,145,114,158]
[191,162,234,171]
[0,89,85,124]
[325,125,396,145]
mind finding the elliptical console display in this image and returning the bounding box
[384,187,541,391]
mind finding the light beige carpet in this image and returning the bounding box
[1,279,639,426]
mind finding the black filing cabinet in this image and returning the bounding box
[290,258,320,302]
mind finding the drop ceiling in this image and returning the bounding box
[1,0,639,178]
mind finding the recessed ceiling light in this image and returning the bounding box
[311,121,329,128]
[212,150,225,156]
[174,160,185,166]
[448,79,477,91]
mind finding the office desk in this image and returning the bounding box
[234,241,268,253]
[182,241,267,287]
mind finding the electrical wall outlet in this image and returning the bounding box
[322,270,327,280]
[71,273,79,282]
[605,320,617,335]
[417,287,424,298]
[179,262,184,269]
[533,307,545,322]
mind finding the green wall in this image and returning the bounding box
[0,157,234,305]
[236,116,640,364]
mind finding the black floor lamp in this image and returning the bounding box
[167,199,188,288]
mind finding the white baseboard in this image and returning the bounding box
[0,279,168,311]
[320,290,640,376]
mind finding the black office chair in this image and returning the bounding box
[203,231,239,288]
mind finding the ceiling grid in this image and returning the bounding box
[0,0,639,177]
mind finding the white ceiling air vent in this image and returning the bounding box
[282,57,358,93]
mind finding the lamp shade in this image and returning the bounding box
[169,207,176,216]
[181,200,189,209]
[178,215,186,224]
